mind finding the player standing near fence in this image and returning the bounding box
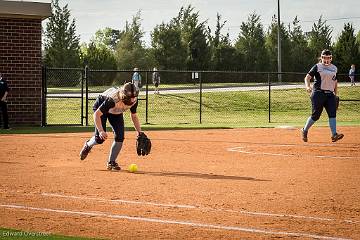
[152,67,161,94]
[349,64,356,86]
[0,73,10,129]
[132,68,142,90]
[79,82,150,170]
[301,49,344,143]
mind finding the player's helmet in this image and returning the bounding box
[121,82,139,105]
[321,49,332,66]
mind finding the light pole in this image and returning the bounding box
[277,0,282,81]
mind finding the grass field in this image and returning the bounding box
[45,85,360,128]
[0,228,98,240]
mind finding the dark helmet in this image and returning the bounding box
[320,49,332,65]
[321,49,332,56]
[121,82,139,105]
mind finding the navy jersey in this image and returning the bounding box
[95,87,138,114]
[0,78,9,99]
[308,63,337,92]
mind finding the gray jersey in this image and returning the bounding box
[308,63,337,92]
[99,87,137,114]
[101,87,121,103]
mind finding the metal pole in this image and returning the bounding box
[81,68,84,126]
[277,0,282,82]
[199,72,202,124]
[145,71,149,124]
[268,73,271,123]
[85,66,89,126]
[41,66,47,126]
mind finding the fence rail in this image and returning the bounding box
[42,67,360,127]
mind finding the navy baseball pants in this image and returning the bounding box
[310,90,337,121]
[93,96,125,143]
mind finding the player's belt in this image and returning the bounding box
[315,89,334,94]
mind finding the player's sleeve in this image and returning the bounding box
[335,66,338,80]
[308,64,318,77]
[130,100,138,114]
[99,97,115,113]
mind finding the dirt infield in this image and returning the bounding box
[1,127,359,239]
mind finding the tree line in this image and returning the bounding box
[44,0,360,75]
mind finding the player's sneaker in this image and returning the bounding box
[107,162,121,171]
[301,128,308,142]
[80,141,92,160]
[331,133,344,142]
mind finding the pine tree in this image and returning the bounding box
[235,13,268,71]
[288,16,312,72]
[115,11,150,70]
[333,23,359,73]
[307,16,332,62]
[208,13,238,70]
[265,15,292,72]
[44,0,80,67]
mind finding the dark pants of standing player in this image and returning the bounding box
[86,96,125,164]
[350,76,355,86]
[0,101,9,129]
[303,91,338,136]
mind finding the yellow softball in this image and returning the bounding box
[128,163,138,173]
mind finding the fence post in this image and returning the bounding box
[268,73,271,123]
[145,71,149,124]
[41,65,47,127]
[81,67,84,126]
[199,72,202,124]
[85,65,89,126]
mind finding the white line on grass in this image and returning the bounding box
[227,146,357,159]
[0,204,351,240]
[40,192,359,224]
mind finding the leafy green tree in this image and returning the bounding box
[80,42,117,85]
[265,15,292,72]
[307,16,332,62]
[333,23,359,73]
[176,5,210,70]
[288,16,312,72]
[235,13,268,71]
[151,21,187,70]
[151,5,210,70]
[356,31,360,53]
[115,11,151,70]
[44,0,80,67]
[208,13,239,70]
[92,27,122,51]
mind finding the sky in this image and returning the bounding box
[27,0,360,46]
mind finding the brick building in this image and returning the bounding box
[0,1,51,126]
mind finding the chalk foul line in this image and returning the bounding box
[227,146,357,159]
[40,192,359,224]
[0,203,351,240]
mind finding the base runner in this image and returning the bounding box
[301,49,344,143]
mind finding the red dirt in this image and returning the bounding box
[0,127,359,239]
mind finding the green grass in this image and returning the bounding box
[1,85,359,134]
[43,86,360,128]
[0,228,100,240]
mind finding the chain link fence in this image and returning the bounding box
[43,67,360,127]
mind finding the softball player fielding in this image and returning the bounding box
[301,49,344,143]
[79,82,144,170]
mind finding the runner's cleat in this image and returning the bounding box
[331,133,344,142]
[301,128,308,142]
